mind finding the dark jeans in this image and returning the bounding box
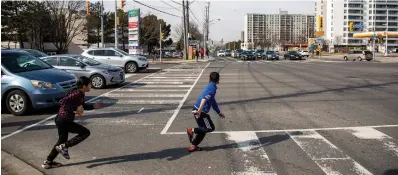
[192,110,215,146]
[46,115,90,161]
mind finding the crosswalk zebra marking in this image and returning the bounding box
[103,93,186,98]
[288,130,372,175]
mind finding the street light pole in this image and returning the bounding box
[101,0,104,47]
[114,0,118,48]
[372,0,376,61]
[385,9,389,56]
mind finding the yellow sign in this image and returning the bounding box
[316,31,324,37]
[308,38,315,44]
[317,16,323,32]
[160,33,164,39]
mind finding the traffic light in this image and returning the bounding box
[349,22,354,31]
[160,33,164,39]
[86,0,91,16]
[121,0,126,8]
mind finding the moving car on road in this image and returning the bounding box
[81,48,148,73]
[262,51,279,60]
[217,50,226,57]
[240,50,255,60]
[40,54,125,89]
[1,49,77,115]
[284,51,302,60]
[343,50,373,61]
[299,50,310,57]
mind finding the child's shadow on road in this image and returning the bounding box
[63,134,289,168]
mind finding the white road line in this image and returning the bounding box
[114,89,188,92]
[103,93,185,98]
[165,69,203,72]
[1,64,172,140]
[227,132,277,175]
[125,84,192,88]
[146,76,197,79]
[349,127,398,157]
[137,81,185,85]
[142,79,195,82]
[163,125,398,135]
[161,62,211,134]
[124,74,136,78]
[288,130,372,175]
[137,107,145,113]
[98,99,181,105]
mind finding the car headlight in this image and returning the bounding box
[31,80,55,89]
[139,57,147,61]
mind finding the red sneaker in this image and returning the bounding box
[188,145,202,152]
[187,128,194,143]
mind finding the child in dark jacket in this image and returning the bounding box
[186,72,225,152]
[42,76,103,169]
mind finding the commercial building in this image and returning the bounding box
[241,10,315,50]
[315,0,398,51]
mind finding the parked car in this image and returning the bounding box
[255,50,265,59]
[22,49,48,58]
[40,54,125,89]
[240,50,255,60]
[1,49,77,115]
[225,50,232,56]
[262,51,279,60]
[299,50,310,57]
[81,48,148,73]
[232,49,244,58]
[343,50,373,61]
[217,50,225,57]
[284,51,302,60]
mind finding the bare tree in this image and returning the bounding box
[334,35,343,46]
[46,0,85,53]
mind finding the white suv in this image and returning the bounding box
[81,48,148,73]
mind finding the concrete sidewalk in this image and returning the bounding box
[1,151,43,175]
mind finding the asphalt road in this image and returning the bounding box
[1,58,398,175]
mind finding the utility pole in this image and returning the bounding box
[114,0,118,48]
[372,0,376,60]
[186,0,190,60]
[385,9,389,56]
[203,5,208,59]
[182,1,187,60]
[160,24,162,62]
[101,0,104,47]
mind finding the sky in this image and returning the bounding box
[102,0,316,42]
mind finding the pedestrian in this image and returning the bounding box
[186,72,225,152]
[42,76,104,169]
[196,48,200,59]
[206,49,209,58]
[192,49,196,59]
[200,48,204,59]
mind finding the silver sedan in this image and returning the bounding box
[40,54,125,89]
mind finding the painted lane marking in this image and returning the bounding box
[137,107,145,113]
[349,127,398,157]
[160,62,211,134]
[125,84,192,88]
[103,93,185,98]
[288,130,372,175]
[96,99,181,105]
[114,89,188,92]
[227,132,277,175]
[137,81,185,85]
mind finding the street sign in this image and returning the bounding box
[189,40,198,46]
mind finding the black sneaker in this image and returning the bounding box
[55,145,70,159]
[42,160,62,169]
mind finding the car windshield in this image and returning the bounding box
[225,50,231,52]
[24,49,48,58]
[364,50,372,54]
[72,55,101,66]
[289,51,298,54]
[256,50,264,53]
[1,51,52,73]
[266,51,275,54]
[302,51,308,53]
[115,48,129,56]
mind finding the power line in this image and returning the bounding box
[132,0,181,18]
[170,0,182,6]
[160,0,181,12]
[189,8,203,28]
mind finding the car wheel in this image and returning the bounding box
[366,59,371,61]
[6,90,31,116]
[125,62,138,73]
[344,56,348,61]
[91,74,106,89]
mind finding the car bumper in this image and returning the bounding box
[137,60,148,69]
[104,71,125,85]
[29,89,69,109]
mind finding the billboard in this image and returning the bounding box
[128,9,142,54]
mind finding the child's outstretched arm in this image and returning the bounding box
[212,98,225,118]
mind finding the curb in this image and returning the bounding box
[1,150,44,175]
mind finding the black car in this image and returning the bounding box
[284,51,302,60]
[255,50,264,59]
[262,51,279,60]
[240,51,255,60]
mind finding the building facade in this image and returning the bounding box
[242,10,315,50]
[315,0,398,50]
